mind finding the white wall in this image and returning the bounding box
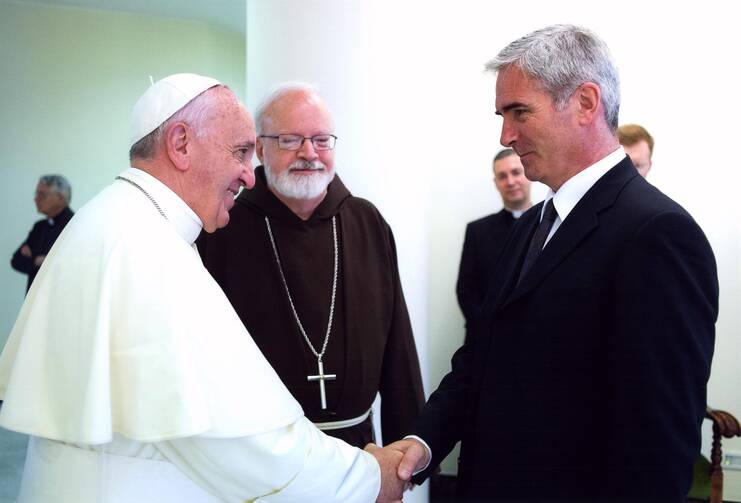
[247,0,741,492]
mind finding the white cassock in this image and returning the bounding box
[0,167,380,503]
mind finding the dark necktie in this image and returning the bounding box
[517,198,558,285]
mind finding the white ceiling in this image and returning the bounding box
[8,0,245,35]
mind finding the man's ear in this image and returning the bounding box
[256,137,265,165]
[574,82,601,126]
[165,122,192,172]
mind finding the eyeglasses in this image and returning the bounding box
[259,134,337,151]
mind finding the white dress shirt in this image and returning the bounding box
[542,147,626,246]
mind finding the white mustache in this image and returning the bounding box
[288,160,326,172]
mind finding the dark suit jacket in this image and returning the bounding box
[11,207,74,292]
[414,157,718,502]
[456,209,515,329]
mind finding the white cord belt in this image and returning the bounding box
[313,407,372,431]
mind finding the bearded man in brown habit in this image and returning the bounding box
[197,83,425,449]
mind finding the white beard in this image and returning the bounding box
[265,160,335,200]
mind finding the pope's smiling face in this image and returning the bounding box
[190,88,256,233]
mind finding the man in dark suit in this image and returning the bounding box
[456,148,532,329]
[11,175,74,293]
[388,24,718,502]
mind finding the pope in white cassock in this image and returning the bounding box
[0,74,403,502]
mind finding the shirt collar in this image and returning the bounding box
[120,167,203,245]
[544,148,625,222]
[506,207,526,219]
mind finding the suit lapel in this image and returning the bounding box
[499,157,638,309]
[491,206,541,310]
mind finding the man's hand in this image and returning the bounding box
[385,438,430,481]
[364,443,404,503]
[20,245,31,257]
[34,255,46,267]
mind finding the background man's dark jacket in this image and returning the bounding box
[456,209,515,330]
[11,207,74,292]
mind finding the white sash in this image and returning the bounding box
[313,407,372,431]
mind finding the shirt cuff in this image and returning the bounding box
[403,435,432,475]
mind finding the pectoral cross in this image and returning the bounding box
[307,359,336,410]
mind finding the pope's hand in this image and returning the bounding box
[385,438,430,481]
[364,443,404,503]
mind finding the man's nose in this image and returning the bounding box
[500,120,517,147]
[297,138,318,160]
[240,163,256,190]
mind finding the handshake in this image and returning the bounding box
[364,438,430,503]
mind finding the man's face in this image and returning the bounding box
[623,140,652,178]
[495,65,577,190]
[34,183,65,217]
[190,90,256,233]
[493,154,531,209]
[257,90,335,202]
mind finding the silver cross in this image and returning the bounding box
[307,359,336,410]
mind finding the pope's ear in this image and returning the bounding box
[164,122,191,172]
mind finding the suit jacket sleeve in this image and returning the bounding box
[410,338,475,483]
[10,228,35,275]
[602,210,718,499]
[379,227,425,445]
[456,223,481,324]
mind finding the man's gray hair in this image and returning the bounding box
[255,82,320,135]
[486,24,620,131]
[39,174,72,204]
[129,85,225,161]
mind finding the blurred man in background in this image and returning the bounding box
[618,123,654,177]
[456,149,531,329]
[11,175,73,293]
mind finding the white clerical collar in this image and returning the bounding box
[506,207,526,219]
[544,148,625,222]
[119,167,203,244]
